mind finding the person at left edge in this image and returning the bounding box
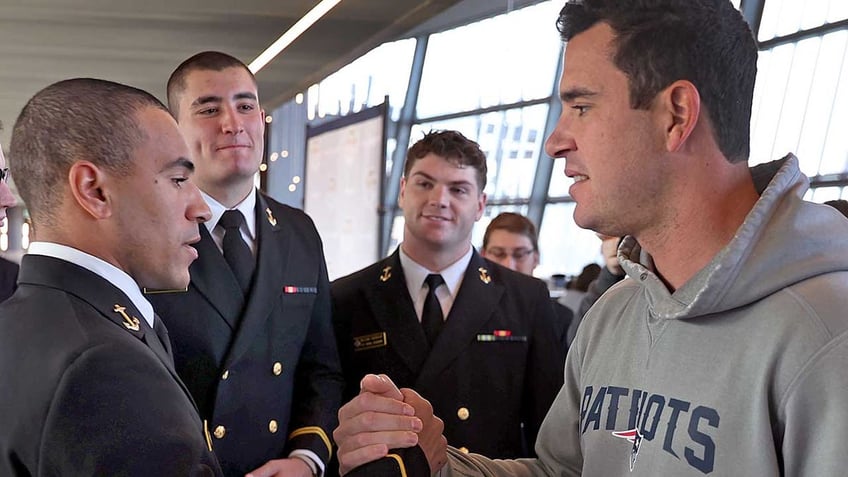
[147,51,344,477]
[0,133,18,303]
[0,78,221,476]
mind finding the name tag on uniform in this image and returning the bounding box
[353,332,387,351]
[476,329,527,342]
[283,286,318,294]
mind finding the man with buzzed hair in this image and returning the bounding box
[149,51,343,477]
[0,78,220,475]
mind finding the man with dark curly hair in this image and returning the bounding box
[332,130,564,473]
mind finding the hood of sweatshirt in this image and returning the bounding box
[618,154,848,320]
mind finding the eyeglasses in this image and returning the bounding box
[485,247,535,261]
[0,168,8,184]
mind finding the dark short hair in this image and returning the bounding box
[405,130,487,191]
[10,78,168,226]
[167,51,257,117]
[824,199,848,219]
[483,212,539,252]
[572,263,601,292]
[557,0,757,163]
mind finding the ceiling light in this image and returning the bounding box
[249,0,344,73]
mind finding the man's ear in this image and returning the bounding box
[68,161,111,219]
[398,177,407,207]
[657,80,701,153]
[475,192,487,221]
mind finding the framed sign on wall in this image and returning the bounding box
[304,103,387,280]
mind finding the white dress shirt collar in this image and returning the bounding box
[399,245,473,320]
[27,242,155,328]
[202,189,257,239]
[202,189,257,254]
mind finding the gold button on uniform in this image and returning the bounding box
[213,425,226,439]
[272,362,283,376]
[221,370,229,380]
[269,419,278,433]
[459,447,469,454]
[457,407,470,421]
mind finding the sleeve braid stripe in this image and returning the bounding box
[288,426,332,458]
[386,454,408,477]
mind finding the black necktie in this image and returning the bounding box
[152,315,173,363]
[219,209,255,294]
[422,274,445,346]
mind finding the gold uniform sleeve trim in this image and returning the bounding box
[202,419,213,452]
[386,454,408,477]
[288,426,332,459]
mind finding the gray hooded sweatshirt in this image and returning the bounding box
[442,155,848,476]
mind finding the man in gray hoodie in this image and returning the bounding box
[333,0,848,475]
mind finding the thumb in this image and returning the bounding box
[359,373,402,400]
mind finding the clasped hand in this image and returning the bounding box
[333,374,447,476]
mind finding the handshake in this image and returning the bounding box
[334,374,448,476]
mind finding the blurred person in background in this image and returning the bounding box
[559,262,600,315]
[824,199,848,218]
[568,234,626,345]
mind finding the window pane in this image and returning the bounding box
[537,202,603,279]
[416,1,562,118]
[412,104,548,200]
[759,0,848,42]
[829,0,848,23]
[310,39,416,121]
[811,186,842,202]
[750,30,848,176]
[548,158,569,197]
[387,213,404,256]
[819,32,848,175]
[750,45,791,165]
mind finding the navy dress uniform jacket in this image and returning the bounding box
[149,193,344,476]
[332,248,565,464]
[0,255,222,476]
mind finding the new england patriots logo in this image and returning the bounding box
[612,428,643,471]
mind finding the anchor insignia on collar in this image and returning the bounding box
[265,208,277,226]
[113,304,140,331]
[478,267,492,284]
[379,266,392,282]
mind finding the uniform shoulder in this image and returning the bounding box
[331,258,393,291]
[0,287,149,411]
[482,258,549,291]
[261,193,311,223]
[259,192,324,242]
[0,286,89,346]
